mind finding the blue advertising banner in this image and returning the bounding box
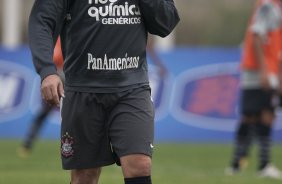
[0,46,281,142]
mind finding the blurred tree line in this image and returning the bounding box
[0,0,256,47]
[175,0,256,46]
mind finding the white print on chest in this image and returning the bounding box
[87,53,139,71]
[88,0,141,22]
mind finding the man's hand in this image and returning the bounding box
[41,74,64,106]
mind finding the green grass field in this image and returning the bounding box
[0,140,281,184]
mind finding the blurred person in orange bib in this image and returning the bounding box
[225,0,282,179]
[18,38,64,157]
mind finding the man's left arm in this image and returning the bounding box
[139,0,180,38]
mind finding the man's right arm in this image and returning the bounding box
[29,0,66,81]
[29,0,66,105]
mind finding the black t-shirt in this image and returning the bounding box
[29,0,180,92]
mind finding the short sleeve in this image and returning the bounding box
[251,2,281,36]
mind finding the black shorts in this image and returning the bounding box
[241,89,275,116]
[60,86,155,170]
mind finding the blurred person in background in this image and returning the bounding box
[28,1,179,184]
[18,38,64,157]
[226,0,282,179]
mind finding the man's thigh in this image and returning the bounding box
[61,91,115,170]
[109,86,155,161]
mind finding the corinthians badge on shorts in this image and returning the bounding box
[61,132,74,157]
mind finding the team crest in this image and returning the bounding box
[61,132,74,157]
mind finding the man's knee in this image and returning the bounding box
[71,168,101,184]
[120,154,152,178]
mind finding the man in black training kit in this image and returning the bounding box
[29,0,179,184]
